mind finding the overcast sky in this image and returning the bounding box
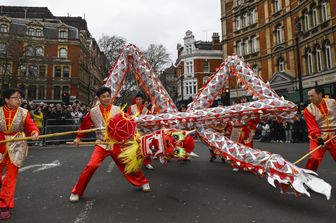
[3,0,221,63]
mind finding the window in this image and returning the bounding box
[27,85,37,99]
[274,0,281,13]
[236,16,241,30]
[1,63,11,76]
[235,0,241,7]
[243,38,249,55]
[251,8,257,24]
[236,40,242,56]
[315,45,323,72]
[307,49,314,74]
[312,5,318,27]
[26,46,34,56]
[186,45,192,54]
[278,57,285,72]
[324,41,332,69]
[27,28,35,36]
[28,65,38,78]
[63,66,70,78]
[0,42,6,54]
[275,24,283,44]
[203,61,209,73]
[18,65,27,78]
[243,13,249,27]
[19,85,26,95]
[251,36,258,53]
[36,29,43,37]
[186,61,193,74]
[62,86,69,95]
[54,86,61,100]
[38,85,45,99]
[0,24,9,32]
[303,10,310,31]
[54,66,62,78]
[59,48,67,58]
[35,46,44,56]
[59,30,68,39]
[39,65,46,78]
[321,0,328,22]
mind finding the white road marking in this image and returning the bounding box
[19,160,62,173]
[74,200,95,223]
[106,161,115,173]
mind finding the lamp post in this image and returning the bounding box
[295,19,304,103]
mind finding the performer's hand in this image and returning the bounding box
[73,138,81,146]
[31,133,40,141]
[317,137,325,146]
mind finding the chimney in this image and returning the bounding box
[212,32,221,50]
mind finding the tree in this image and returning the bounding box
[143,44,171,75]
[98,35,126,66]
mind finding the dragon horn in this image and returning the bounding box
[185,129,196,136]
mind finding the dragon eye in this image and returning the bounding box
[166,140,170,147]
[173,135,179,140]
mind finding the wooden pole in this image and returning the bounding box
[0,127,105,144]
[66,141,110,146]
[294,135,336,165]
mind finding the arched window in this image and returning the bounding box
[315,45,323,72]
[59,48,67,58]
[250,8,257,24]
[303,9,310,31]
[0,42,6,54]
[35,46,44,56]
[236,16,241,30]
[311,4,318,27]
[27,28,35,36]
[275,24,283,44]
[26,46,34,56]
[324,40,332,69]
[321,0,328,22]
[0,24,9,33]
[278,57,285,72]
[306,48,314,74]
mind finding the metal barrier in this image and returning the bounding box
[42,119,96,145]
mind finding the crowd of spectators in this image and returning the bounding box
[21,100,90,127]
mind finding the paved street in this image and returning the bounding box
[9,141,336,223]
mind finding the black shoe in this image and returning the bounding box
[209,156,216,162]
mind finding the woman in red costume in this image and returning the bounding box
[0,88,39,220]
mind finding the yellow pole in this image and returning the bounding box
[0,127,105,144]
[294,135,336,165]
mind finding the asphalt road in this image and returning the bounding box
[8,141,336,223]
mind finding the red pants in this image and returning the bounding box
[0,155,19,209]
[305,139,336,171]
[143,156,152,166]
[72,145,149,196]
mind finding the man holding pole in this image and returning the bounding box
[304,87,336,172]
[69,87,150,203]
[0,88,39,220]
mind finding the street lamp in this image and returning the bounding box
[295,18,304,103]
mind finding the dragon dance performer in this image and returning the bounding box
[0,88,40,220]
[304,87,336,172]
[69,87,150,203]
[127,92,154,170]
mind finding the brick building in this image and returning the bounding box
[221,0,336,102]
[175,30,223,102]
[0,6,108,104]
